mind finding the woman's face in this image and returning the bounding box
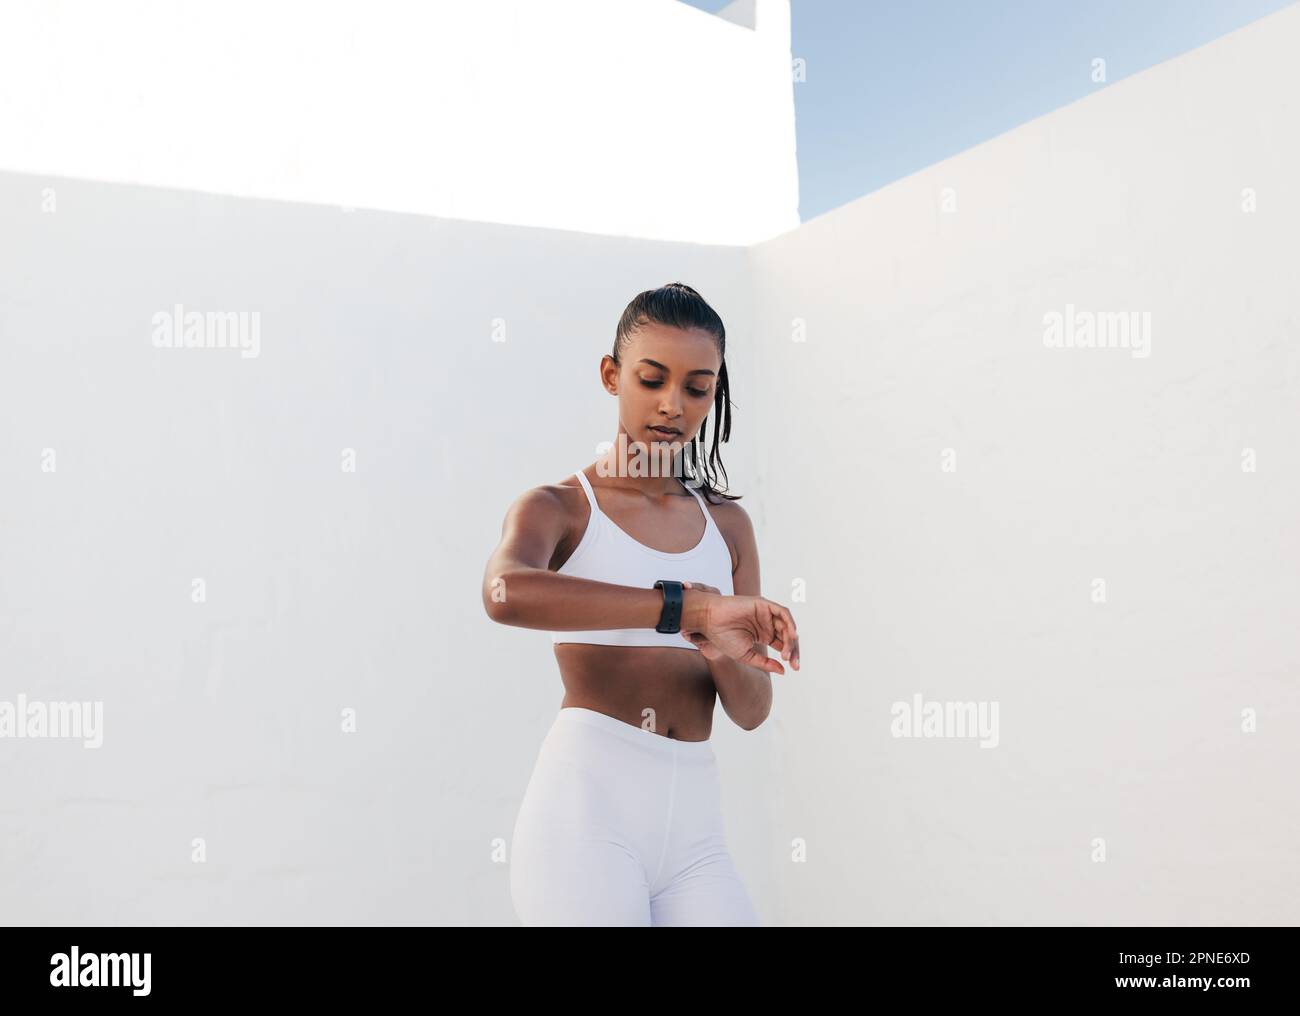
[603,323,720,453]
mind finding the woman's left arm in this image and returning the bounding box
[684,504,789,731]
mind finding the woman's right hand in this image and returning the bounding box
[682,585,800,674]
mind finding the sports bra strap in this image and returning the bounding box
[680,479,716,536]
[680,477,707,507]
[573,470,600,514]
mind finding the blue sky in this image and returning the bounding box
[680,0,1297,220]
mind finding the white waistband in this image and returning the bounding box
[554,706,716,761]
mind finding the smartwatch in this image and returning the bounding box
[653,580,684,634]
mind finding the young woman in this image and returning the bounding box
[481,282,800,927]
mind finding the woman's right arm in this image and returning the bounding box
[481,486,713,633]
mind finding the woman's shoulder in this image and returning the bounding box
[695,485,750,523]
[507,472,594,532]
[499,474,587,529]
[695,491,752,575]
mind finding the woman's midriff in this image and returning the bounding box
[553,643,718,741]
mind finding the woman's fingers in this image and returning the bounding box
[742,641,783,674]
[767,601,800,669]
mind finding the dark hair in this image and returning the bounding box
[611,282,740,503]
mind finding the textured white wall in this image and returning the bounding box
[2,3,1298,927]
[747,5,1300,924]
[0,0,798,246]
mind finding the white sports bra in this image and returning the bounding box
[551,468,735,650]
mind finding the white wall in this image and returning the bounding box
[2,2,1297,926]
[0,172,771,923]
[0,0,799,246]
[747,4,1300,924]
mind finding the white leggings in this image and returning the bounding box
[510,706,760,926]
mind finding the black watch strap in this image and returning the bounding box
[654,580,684,633]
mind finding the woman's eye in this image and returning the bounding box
[639,379,711,398]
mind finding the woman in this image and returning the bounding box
[481,282,800,927]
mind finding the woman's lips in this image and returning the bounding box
[648,426,682,440]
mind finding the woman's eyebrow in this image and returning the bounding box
[637,358,716,377]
